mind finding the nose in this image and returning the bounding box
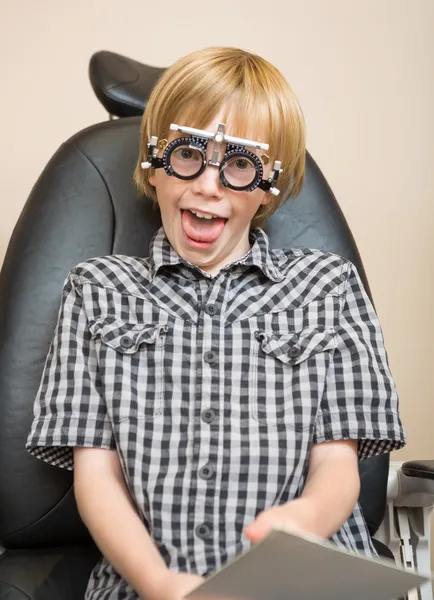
[191,162,224,200]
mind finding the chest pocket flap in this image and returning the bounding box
[255,328,336,364]
[91,319,168,354]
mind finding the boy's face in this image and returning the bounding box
[149,110,271,276]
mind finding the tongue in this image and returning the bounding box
[182,210,226,243]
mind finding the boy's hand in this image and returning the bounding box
[243,498,318,544]
[147,571,204,600]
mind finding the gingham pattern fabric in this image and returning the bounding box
[26,227,405,600]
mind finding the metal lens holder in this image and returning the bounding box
[163,136,207,180]
[141,123,282,196]
[220,144,263,192]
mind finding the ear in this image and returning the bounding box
[148,169,156,187]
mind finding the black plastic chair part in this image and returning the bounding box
[0,115,390,598]
[89,50,166,118]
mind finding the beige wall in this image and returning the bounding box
[2,0,433,476]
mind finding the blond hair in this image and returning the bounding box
[134,47,306,229]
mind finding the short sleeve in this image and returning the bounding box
[312,262,406,459]
[26,272,115,470]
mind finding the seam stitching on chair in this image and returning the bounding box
[0,578,32,599]
[3,486,75,539]
[106,73,145,111]
[108,70,140,90]
[69,141,116,253]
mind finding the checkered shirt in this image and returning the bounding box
[26,227,405,600]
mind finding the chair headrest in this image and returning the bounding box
[89,50,166,118]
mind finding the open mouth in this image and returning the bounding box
[181,209,228,246]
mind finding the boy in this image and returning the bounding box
[26,47,405,600]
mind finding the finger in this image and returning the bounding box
[243,521,271,543]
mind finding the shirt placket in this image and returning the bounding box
[191,273,227,567]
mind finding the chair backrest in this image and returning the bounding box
[0,117,388,549]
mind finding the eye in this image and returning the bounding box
[172,145,202,162]
[235,158,250,170]
[179,148,193,160]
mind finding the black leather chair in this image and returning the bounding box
[0,51,403,598]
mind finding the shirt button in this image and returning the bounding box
[201,409,216,424]
[288,346,301,358]
[204,351,217,364]
[205,304,217,316]
[195,523,212,540]
[120,335,134,349]
[199,464,214,480]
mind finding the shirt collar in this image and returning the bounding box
[148,227,183,280]
[237,228,285,283]
[148,226,285,283]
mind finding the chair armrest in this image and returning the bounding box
[381,462,434,600]
[402,461,434,480]
[388,461,434,508]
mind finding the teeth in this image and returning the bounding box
[190,210,215,220]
